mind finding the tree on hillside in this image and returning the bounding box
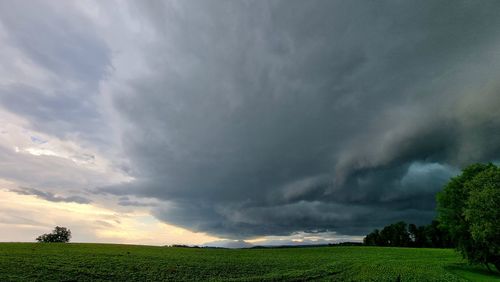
[437,163,500,272]
[36,226,71,243]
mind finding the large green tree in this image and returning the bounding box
[437,163,500,271]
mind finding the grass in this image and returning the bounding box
[0,243,499,281]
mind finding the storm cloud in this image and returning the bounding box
[2,1,500,240]
[99,1,500,238]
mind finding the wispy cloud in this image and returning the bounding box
[10,187,91,204]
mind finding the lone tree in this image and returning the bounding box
[36,226,71,243]
[437,163,500,272]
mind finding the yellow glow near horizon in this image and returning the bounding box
[0,185,219,245]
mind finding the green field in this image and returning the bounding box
[0,243,499,281]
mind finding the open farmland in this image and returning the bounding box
[0,243,499,281]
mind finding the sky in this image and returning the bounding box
[1,0,500,247]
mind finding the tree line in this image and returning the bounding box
[363,220,452,248]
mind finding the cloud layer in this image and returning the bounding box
[1,1,500,241]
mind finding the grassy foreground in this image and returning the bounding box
[0,243,499,281]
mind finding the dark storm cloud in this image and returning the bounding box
[101,0,500,238]
[11,187,91,204]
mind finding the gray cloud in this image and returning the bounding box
[117,196,157,207]
[0,1,110,84]
[11,187,91,204]
[0,84,104,140]
[0,1,112,146]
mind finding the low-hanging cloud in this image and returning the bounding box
[11,187,91,204]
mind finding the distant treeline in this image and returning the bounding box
[168,244,223,249]
[169,242,364,249]
[363,220,453,248]
[250,242,363,249]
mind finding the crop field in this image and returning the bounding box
[0,243,499,281]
